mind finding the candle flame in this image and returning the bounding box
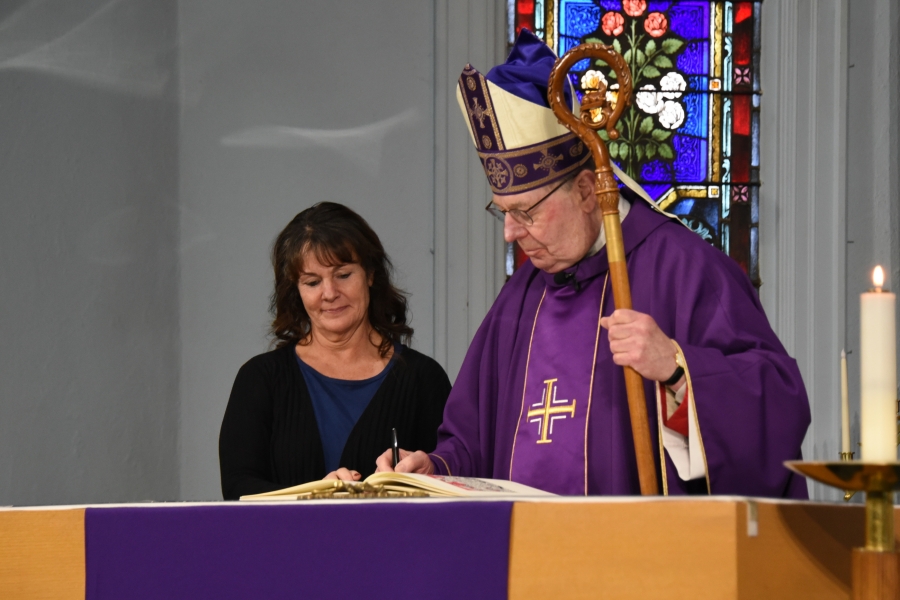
[873,265,885,288]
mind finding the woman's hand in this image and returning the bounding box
[375,448,435,475]
[323,468,361,481]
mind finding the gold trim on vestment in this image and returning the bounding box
[583,273,609,495]
[656,383,670,496]
[430,453,451,476]
[509,289,547,480]
[672,339,710,492]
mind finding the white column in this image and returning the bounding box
[433,0,507,380]
[760,0,849,500]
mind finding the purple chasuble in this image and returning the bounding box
[509,272,607,494]
[429,191,811,498]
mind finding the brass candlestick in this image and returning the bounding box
[841,451,857,501]
[787,461,899,600]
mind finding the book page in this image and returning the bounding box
[365,473,554,497]
[239,473,556,501]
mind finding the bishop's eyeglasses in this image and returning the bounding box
[485,175,573,226]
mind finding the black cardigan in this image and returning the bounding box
[218,343,451,500]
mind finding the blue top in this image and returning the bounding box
[296,349,398,473]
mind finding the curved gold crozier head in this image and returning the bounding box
[547,45,633,216]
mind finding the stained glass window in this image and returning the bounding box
[507,1,762,287]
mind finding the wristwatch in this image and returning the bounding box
[662,342,687,387]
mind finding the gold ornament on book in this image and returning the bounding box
[293,480,428,500]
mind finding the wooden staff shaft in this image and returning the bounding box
[601,182,659,496]
[548,44,659,495]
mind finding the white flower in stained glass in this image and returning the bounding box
[607,83,619,105]
[658,101,685,129]
[581,70,607,91]
[659,72,687,100]
[635,84,663,114]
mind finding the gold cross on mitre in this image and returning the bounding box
[527,378,577,444]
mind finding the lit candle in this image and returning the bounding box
[841,349,850,454]
[860,266,897,462]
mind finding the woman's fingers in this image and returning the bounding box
[324,468,361,481]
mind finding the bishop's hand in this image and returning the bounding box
[600,309,680,384]
[375,448,435,475]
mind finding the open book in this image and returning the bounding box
[240,472,555,501]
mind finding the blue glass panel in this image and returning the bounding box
[673,198,695,212]
[751,111,760,167]
[750,184,759,222]
[641,160,673,183]
[669,3,708,39]
[560,0,598,71]
[681,82,708,137]
[561,1,601,39]
[639,183,673,201]
[668,197,719,242]
[678,42,708,74]
[749,227,758,278]
[673,135,706,181]
[649,2,675,12]
[597,0,621,11]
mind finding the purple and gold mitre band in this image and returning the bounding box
[458,65,505,154]
[458,64,591,195]
[477,134,591,195]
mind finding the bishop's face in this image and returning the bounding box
[495,172,601,273]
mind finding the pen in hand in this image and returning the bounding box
[392,428,400,469]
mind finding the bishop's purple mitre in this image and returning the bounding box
[456,29,592,196]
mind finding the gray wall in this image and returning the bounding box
[176,0,440,500]
[845,0,900,465]
[0,0,503,506]
[0,0,180,504]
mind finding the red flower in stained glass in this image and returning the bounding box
[734,66,751,85]
[622,0,647,18]
[733,185,749,203]
[602,11,625,36]
[644,12,668,38]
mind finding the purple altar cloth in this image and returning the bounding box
[85,501,512,600]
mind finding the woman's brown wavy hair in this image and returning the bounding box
[269,202,412,356]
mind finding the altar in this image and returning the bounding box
[0,497,874,599]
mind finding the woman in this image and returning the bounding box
[218,202,451,500]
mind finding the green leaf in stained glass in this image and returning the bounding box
[651,129,672,142]
[623,49,632,64]
[609,141,619,159]
[646,144,657,159]
[598,129,609,141]
[642,65,661,78]
[661,39,684,54]
[658,143,674,159]
[607,69,617,79]
[635,145,644,161]
[639,116,654,134]
[635,50,646,67]
[585,37,602,44]
[619,144,630,159]
[653,55,673,68]
[613,38,623,54]
[645,39,657,55]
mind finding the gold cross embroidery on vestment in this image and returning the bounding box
[527,378,577,444]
